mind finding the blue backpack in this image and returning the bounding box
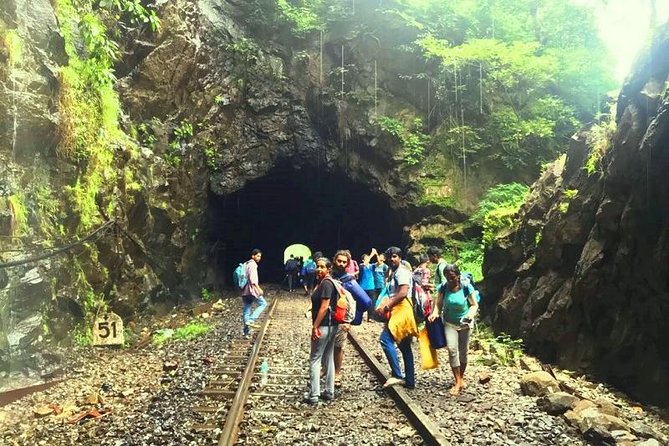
[304,260,316,274]
[233,262,249,289]
[461,272,481,304]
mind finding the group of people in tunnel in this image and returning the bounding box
[238,245,479,405]
[283,254,317,295]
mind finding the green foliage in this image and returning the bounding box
[202,145,218,171]
[99,0,161,31]
[137,122,157,147]
[563,189,578,200]
[166,120,195,168]
[276,0,325,35]
[471,183,529,224]
[72,326,93,346]
[482,206,517,247]
[585,118,616,176]
[474,183,529,247]
[408,0,612,173]
[54,0,158,231]
[472,324,525,367]
[456,239,483,282]
[226,38,260,63]
[200,288,211,301]
[418,178,456,208]
[377,116,429,165]
[558,188,578,214]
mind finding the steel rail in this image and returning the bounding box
[0,379,66,407]
[348,330,452,446]
[218,297,279,446]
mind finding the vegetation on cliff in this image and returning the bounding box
[244,0,614,176]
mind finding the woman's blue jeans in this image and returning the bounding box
[379,326,415,388]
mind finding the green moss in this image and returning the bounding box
[482,206,519,247]
[4,29,23,67]
[2,193,28,237]
[418,178,456,208]
[72,326,92,346]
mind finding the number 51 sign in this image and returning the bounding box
[93,312,124,346]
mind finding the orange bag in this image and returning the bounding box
[418,327,438,370]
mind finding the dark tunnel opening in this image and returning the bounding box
[206,165,407,286]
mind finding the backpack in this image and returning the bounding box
[461,272,481,304]
[327,278,356,324]
[395,266,431,325]
[304,260,316,274]
[410,280,431,324]
[285,258,298,273]
[232,261,249,289]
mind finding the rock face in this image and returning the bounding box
[483,23,669,407]
[0,0,459,374]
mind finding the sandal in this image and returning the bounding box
[334,376,342,388]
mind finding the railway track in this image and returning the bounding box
[212,293,448,446]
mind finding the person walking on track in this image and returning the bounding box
[241,248,267,337]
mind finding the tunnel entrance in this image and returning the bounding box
[206,165,406,285]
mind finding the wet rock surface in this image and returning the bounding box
[483,22,669,407]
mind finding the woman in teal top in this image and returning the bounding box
[428,264,478,396]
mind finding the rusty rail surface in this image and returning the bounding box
[0,379,66,407]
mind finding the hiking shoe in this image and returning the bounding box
[320,392,334,401]
[302,393,319,405]
[403,383,415,390]
[383,377,405,388]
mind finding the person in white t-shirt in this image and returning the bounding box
[376,246,415,390]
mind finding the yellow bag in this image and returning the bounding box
[388,298,418,343]
[418,327,439,370]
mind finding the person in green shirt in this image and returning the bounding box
[427,246,449,290]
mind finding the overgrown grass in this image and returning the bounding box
[153,321,211,345]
